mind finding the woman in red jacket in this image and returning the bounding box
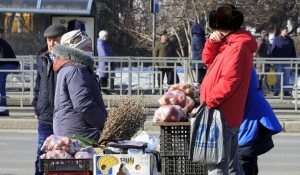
[200,4,258,175]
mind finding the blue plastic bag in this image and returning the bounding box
[189,102,226,165]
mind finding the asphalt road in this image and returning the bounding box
[0,130,299,175]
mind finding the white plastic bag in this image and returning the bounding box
[134,131,158,153]
[189,102,226,165]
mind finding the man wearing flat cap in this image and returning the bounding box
[32,24,67,175]
[154,29,179,87]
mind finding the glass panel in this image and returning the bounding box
[40,0,90,10]
[0,0,38,9]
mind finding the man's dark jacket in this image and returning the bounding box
[32,51,56,125]
[270,35,296,59]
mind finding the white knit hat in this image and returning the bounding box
[60,30,92,49]
[99,30,108,39]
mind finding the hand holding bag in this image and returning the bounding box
[189,102,226,165]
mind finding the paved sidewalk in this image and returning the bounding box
[0,109,299,132]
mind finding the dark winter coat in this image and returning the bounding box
[255,37,269,73]
[53,44,108,141]
[32,51,56,125]
[191,24,206,70]
[154,40,177,67]
[255,37,269,58]
[0,38,20,67]
[270,35,296,59]
[97,39,114,78]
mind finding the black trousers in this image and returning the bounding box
[100,77,109,92]
[157,68,179,86]
[194,68,207,84]
[239,124,273,175]
[239,156,258,175]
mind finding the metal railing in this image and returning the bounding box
[0,56,300,110]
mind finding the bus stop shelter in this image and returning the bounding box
[0,0,95,15]
[0,0,97,53]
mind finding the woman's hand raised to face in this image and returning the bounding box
[209,31,225,44]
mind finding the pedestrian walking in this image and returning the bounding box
[270,26,296,96]
[52,30,107,140]
[255,30,270,91]
[200,4,257,175]
[32,24,67,175]
[154,29,179,87]
[97,30,115,95]
[0,36,20,116]
[238,67,282,175]
[191,23,206,84]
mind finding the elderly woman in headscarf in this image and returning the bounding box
[52,30,107,141]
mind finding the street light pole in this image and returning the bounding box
[151,0,157,92]
[152,12,156,57]
[152,12,156,93]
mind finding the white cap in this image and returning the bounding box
[60,30,92,49]
[99,30,108,39]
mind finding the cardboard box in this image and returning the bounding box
[94,148,104,154]
[93,154,156,175]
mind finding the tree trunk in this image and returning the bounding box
[288,13,298,36]
[172,27,185,57]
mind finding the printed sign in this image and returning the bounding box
[94,154,156,175]
[195,123,220,148]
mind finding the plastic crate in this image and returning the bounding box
[44,172,92,175]
[39,159,93,172]
[161,156,206,175]
[159,123,191,157]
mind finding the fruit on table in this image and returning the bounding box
[40,150,73,159]
[153,105,187,122]
[158,90,187,108]
[41,135,84,156]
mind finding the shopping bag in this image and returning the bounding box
[189,102,226,165]
[266,67,277,86]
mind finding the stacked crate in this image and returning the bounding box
[156,122,207,175]
[39,159,93,175]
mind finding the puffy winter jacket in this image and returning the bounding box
[238,67,282,157]
[191,23,206,70]
[239,67,282,146]
[53,45,108,141]
[200,29,258,127]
